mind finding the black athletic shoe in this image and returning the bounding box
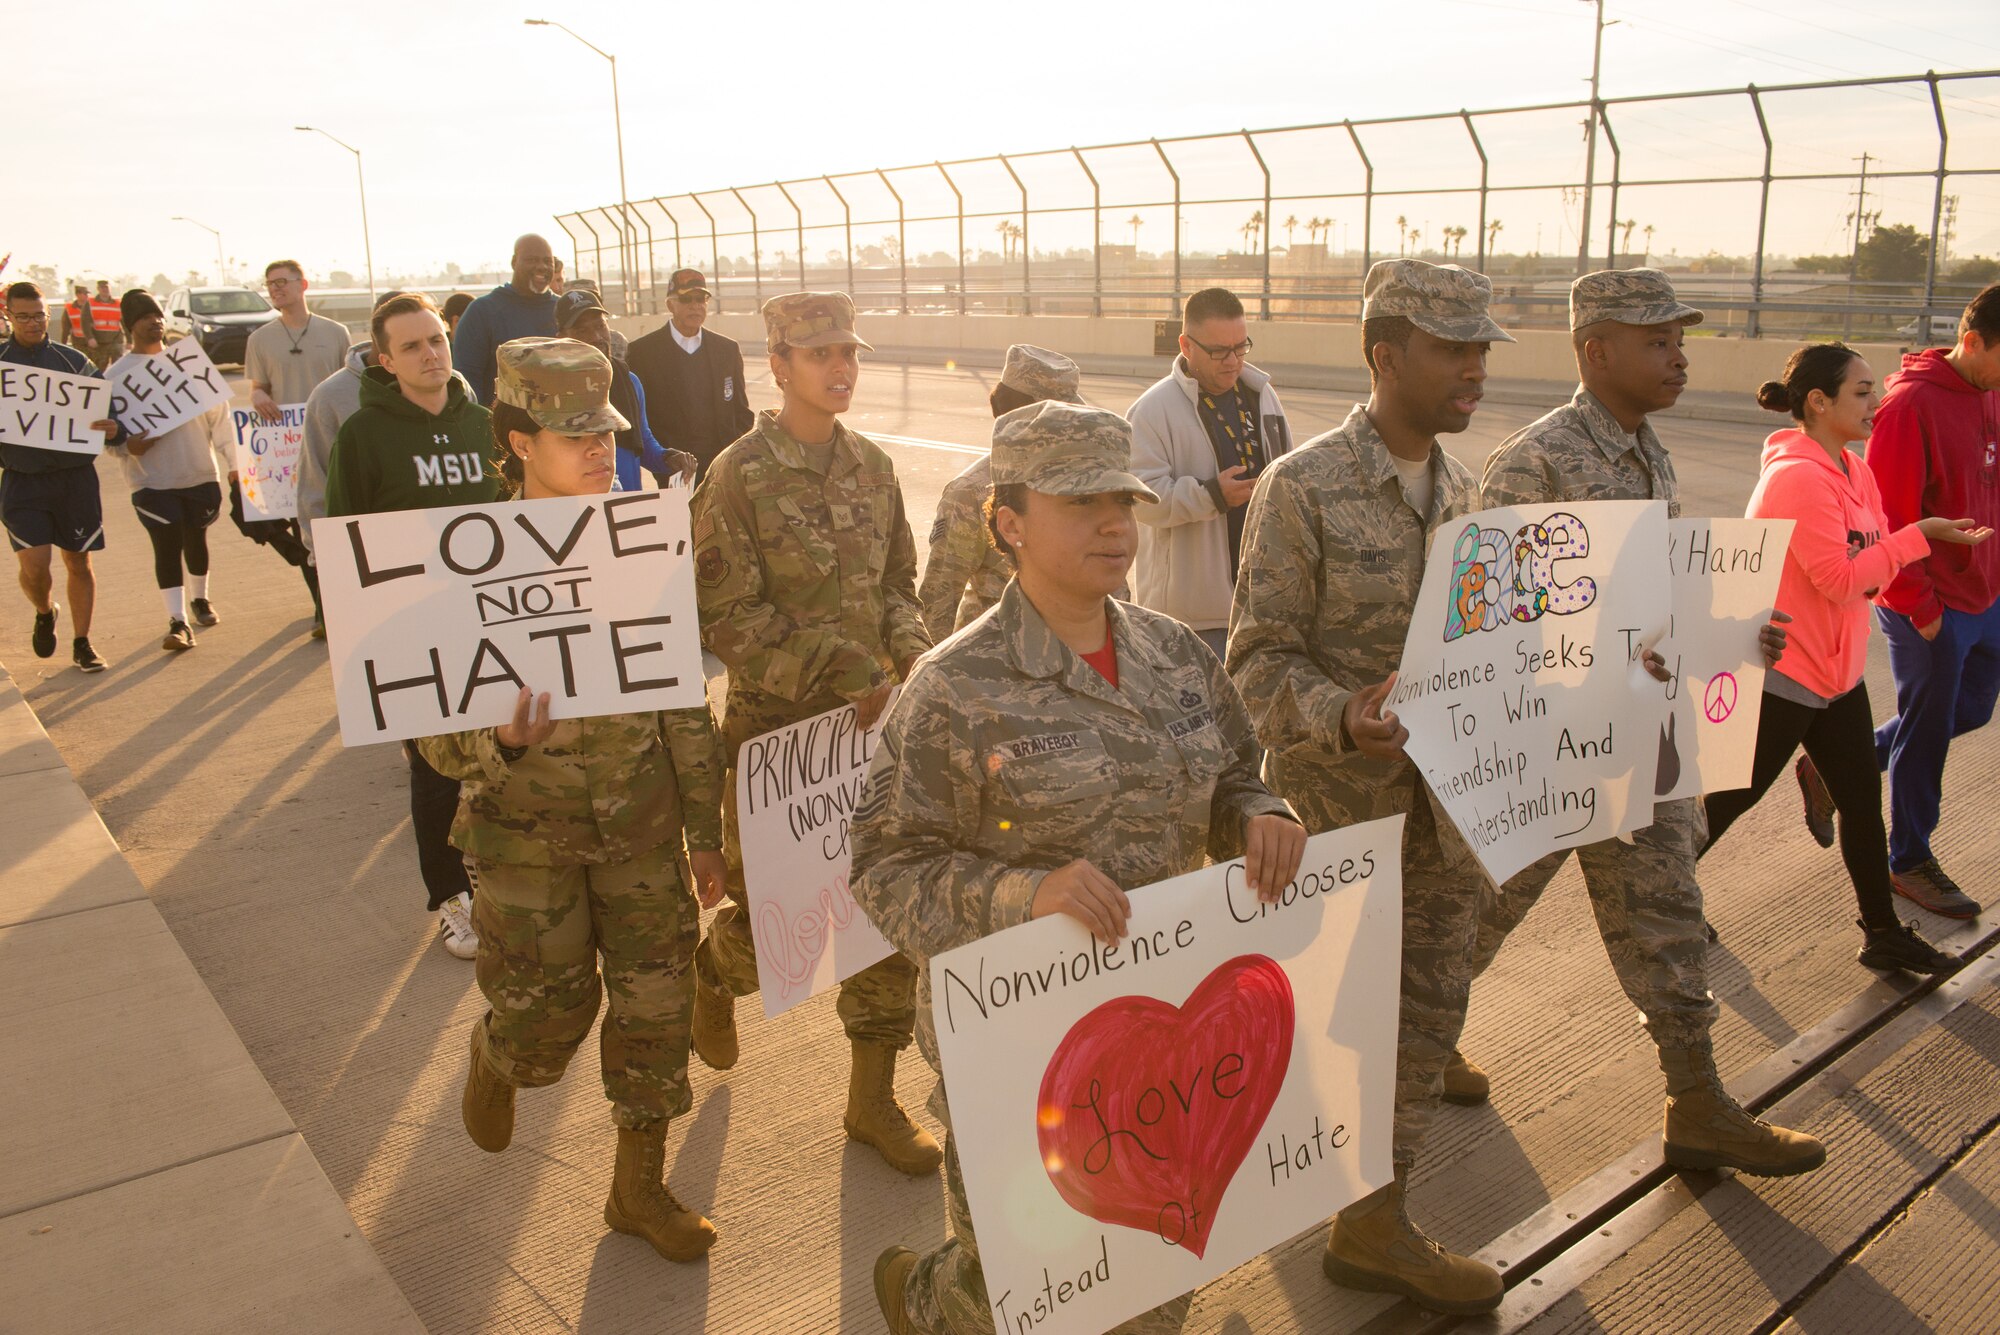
[162,620,196,652]
[1857,918,1955,975]
[190,597,219,627]
[31,606,58,658]
[71,638,106,673]
[1795,756,1836,849]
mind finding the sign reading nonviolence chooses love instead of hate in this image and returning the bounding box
[932,819,1402,1335]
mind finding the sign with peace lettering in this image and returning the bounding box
[1391,500,1672,884]
[932,820,1402,1335]
[311,489,705,746]
[735,696,898,1017]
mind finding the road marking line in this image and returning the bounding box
[867,432,985,455]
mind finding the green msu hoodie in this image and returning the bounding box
[324,366,502,518]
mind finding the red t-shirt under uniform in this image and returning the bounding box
[1080,636,1118,688]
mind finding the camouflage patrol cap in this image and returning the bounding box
[1570,268,1704,330]
[1361,259,1515,343]
[762,291,873,350]
[990,401,1158,502]
[494,337,630,435]
[1000,344,1084,404]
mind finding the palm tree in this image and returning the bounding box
[1619,218,1638,260]
[1487,219,1504,255]
[1283,214,1298,250]
[995,219,1013,262]
[1444,225,1464,257]
[1127,214,1143,249]
[1396,215,1409,256]
[1408,228,1422,255]
[1642,223,1655,264]
[1241,209,1265,254]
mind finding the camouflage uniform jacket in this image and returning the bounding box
[1481,387,1681,515]
[416,706,725,868]
[692,410,931,754]
[1226,404,1478,834]
[918,453,1012,640]
[850,581,1295,1067]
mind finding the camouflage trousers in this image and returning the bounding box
[1389,802,1487,1176]
[1468,796,1717,1050]
[694,774,917,1048]
[470,844,699,1130]
[898,1087,1192,1335]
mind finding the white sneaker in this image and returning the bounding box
[439,893,479,960]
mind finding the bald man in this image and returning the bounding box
[449,233,559,403]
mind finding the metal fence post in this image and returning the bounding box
[999,154,1029,314]
[557,213,584,285]
[775,180,805,287]
[1152,139,1180,315]
[824,177,855,298]
[1073,148,1103,317]
[875,169,907,314]
[577,210,605,289]
[1462,112,1490,271]
[935,163,965,314]
[730,187,762,305]
[1924,72,1950,328]
[690,193,719,312]
[1747,87,1773,338]
[1243,131,1272,318]
[1344,120,1374,315]
[1598,108,1622,269]
[650,197,683,280]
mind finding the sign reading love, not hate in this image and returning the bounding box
[736,696,897,1017]
[932,820,1402,1335]
[312,489,706,746]
[231,405,306,521]
[0,362,110,454]
[107,340,231,439]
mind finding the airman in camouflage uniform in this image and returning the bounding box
[421,335,724,1263]
[918,344,1085,639]
[853,400,1298,1335]
[1226,259,1509,1314]
[1469,269,1825,1179]
[689,292,942,1175]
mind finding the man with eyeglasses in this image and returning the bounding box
[627,269,755,484]
[1128,286,1292,660]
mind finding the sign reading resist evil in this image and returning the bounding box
[736,696,897,1018]
[1655,517,1792,802]
[933,820,1402,1335]
[312,489,705,746]
[1391,500,1672,884]
[107,339,232,438]
[0,362,110,454]
[231,405,306,521]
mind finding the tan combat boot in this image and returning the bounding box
[604,1124,717,1262]
[1659,1045,1825,1177]
[844,1041,944,1176]
[461,1023,514,1153]
[1323,1171,1503,1314]
[874,1245,919,1335]
[1441,1049,1490,1106]
[691,968,739,1071]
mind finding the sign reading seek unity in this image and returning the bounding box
[312,489,706,746]
[736,697,898,1017]
[934,820,1402,1335]
[108,339,232,438]
[0,363,111,454]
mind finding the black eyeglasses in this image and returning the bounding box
[1186,335,1253,363]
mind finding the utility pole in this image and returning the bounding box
[1575,0,1612,277]
[1845,152,1876,340]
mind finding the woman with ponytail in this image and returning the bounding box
[1700,343,1990,973]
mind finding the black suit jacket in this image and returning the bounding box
[627,325,757,476]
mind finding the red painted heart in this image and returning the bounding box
[1035,954,1294,1259]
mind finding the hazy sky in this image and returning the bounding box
[10,0,2000,287]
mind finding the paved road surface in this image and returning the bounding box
[2,359,1992,1332]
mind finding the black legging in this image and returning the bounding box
[145,519,210,590]
[1701,683,1897,930]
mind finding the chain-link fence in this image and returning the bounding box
[559,68,2000,341]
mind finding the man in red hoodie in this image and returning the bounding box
[1862,284,2000,918]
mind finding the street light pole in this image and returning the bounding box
[526,18,633,312]
[296,126,377,305]
[171,215,227,285]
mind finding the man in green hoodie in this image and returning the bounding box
[325,291,502,961]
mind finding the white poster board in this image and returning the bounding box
[1656,518,1792,801]
[312,489,705,746]
[231,404,306,521]
[106,340,232,438]
[1391,500,1672,884]
[736,696,898,1017]
[933,820,1403,1335]
[0,362,110,454]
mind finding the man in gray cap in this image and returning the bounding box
[1129,287,1293,660]
[918,343,1084,639]
[1226,258,1509,1314]
[1468,268,1824,1180]
[628,268,756,484]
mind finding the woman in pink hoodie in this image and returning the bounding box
[1701,343,1990,974]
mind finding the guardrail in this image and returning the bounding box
[558,68,2000,340]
